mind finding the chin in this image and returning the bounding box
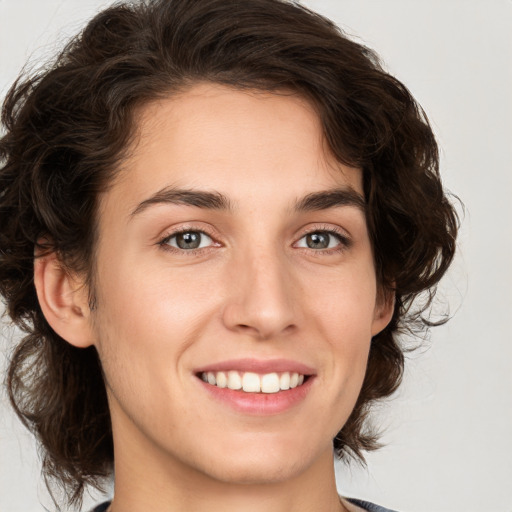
[203,459,305,486]
[191,440,323,486]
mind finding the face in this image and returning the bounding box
[89,83,392,486]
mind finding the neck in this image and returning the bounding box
[109,431,345,512]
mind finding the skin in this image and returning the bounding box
[35,83,393,512]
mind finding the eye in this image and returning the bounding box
[163,230,214,250]
[295,230,345,250]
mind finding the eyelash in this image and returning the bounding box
[158,226,219,256]
[157,225,351,256]
[295,225,351,255]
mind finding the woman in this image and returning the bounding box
[0,1,458,511]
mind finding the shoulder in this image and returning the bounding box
[346,497,400,512]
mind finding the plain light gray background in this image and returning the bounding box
[1,1,511,511]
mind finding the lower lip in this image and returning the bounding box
[197,376,315,415]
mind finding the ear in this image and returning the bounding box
[371,288,395,337]
[34,251,95,348]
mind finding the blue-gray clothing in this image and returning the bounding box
[348,497,398,512]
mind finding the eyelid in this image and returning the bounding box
[165,231,214,249]
[157,224,222,253]
[293,224,352,251]
[155,222,351,255]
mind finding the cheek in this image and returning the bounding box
[305,262,378,338]
[96,254,216,337]
[302,264,377,392]
[92,259,219,395]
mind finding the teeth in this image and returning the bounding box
[216,371,227,388]
[227,370,242,390]
[279,372,290,390]
[200,370,307,393]
[261,373,280,393]
[242,372,261,392]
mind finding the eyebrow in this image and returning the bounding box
[293,187,366,213]
[130,185,365,217]
[131,187,233,216]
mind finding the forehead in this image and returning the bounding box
[105,83,363,216]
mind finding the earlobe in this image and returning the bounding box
[371,289,395,337]
[34,252,94,348]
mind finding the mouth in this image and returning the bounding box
[193,359,315,414]
[198,370,308,393]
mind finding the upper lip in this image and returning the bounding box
[194,358,316,375]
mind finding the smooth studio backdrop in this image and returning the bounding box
[1,1,511,511]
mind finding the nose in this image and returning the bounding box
[221,249,298,340]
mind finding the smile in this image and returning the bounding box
[200,371,306,393]
[194,358,315,414]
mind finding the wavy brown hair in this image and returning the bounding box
[0,0,458,507]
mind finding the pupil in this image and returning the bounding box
[177,232,200,249]
[307,232,329,249]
